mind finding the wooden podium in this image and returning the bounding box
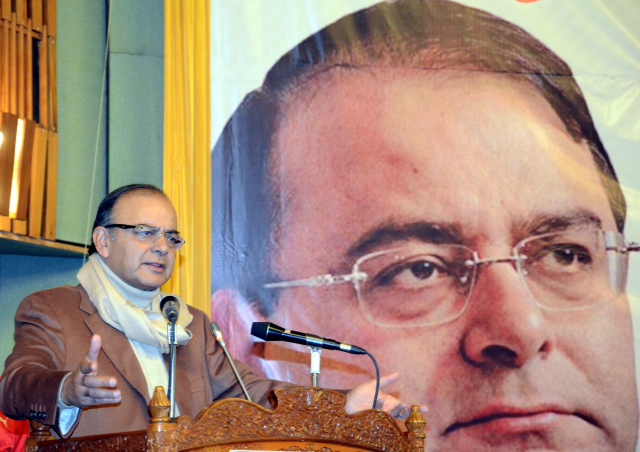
[27,387,427,452]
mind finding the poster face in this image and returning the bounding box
[211,1,640,450]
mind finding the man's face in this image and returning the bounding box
[96,192,178,291]
[218,69,638,450]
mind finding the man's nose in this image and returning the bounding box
[151,234,170,255]
[460,263,554,369]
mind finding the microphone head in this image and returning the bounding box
[160,295,178,309]
[251,322,284,341]
[160,295,180,322]
[250,322,269,340]
[209,322,226,347]
[209,322,223,341]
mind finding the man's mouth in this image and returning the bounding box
[145,262,166,271]
[443,405,601,437]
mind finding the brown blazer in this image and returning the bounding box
[0,285,291,438]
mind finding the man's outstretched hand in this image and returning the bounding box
[60,334,121,408]
[344,372,428,420]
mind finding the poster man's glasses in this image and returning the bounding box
[265,225,640,327]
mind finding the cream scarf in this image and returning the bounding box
[77,254,193,354]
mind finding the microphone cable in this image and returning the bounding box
[365,350,380,411]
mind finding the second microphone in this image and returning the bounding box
[251,322,367,355]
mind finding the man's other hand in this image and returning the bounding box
[345,372,428,420]
[60,335,121,408]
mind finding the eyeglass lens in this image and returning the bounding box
[133,225,184,249]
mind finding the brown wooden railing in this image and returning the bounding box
[27,387,428,452]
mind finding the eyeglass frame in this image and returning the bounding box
[263,228,640,328]
[103,223,186,249]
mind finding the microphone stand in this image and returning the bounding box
[309,347,322,388]
[209,322,253,402]
[167,319,177,418]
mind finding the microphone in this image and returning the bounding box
[251,322,367,355]
[160,295,179,323]
[160,295,180,418]
[209,322,252,402]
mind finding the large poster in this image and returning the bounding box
[211,1,640,450]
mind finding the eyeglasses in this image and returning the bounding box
[104,223,186,250]
[264,226,640,328]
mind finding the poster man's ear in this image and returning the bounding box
[211,289,268,368]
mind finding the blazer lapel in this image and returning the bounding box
[79,290,150,403]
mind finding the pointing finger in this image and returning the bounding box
[80,335,102,375]
[87,335,102,362]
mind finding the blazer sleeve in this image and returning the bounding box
[0,288,80,437]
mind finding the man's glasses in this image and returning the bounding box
[104,224,186,250]
[264,225,640,328]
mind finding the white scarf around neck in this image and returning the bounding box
[77,254,193,354]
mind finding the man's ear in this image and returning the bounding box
[92,227,111,258]
[211,289,267,366]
